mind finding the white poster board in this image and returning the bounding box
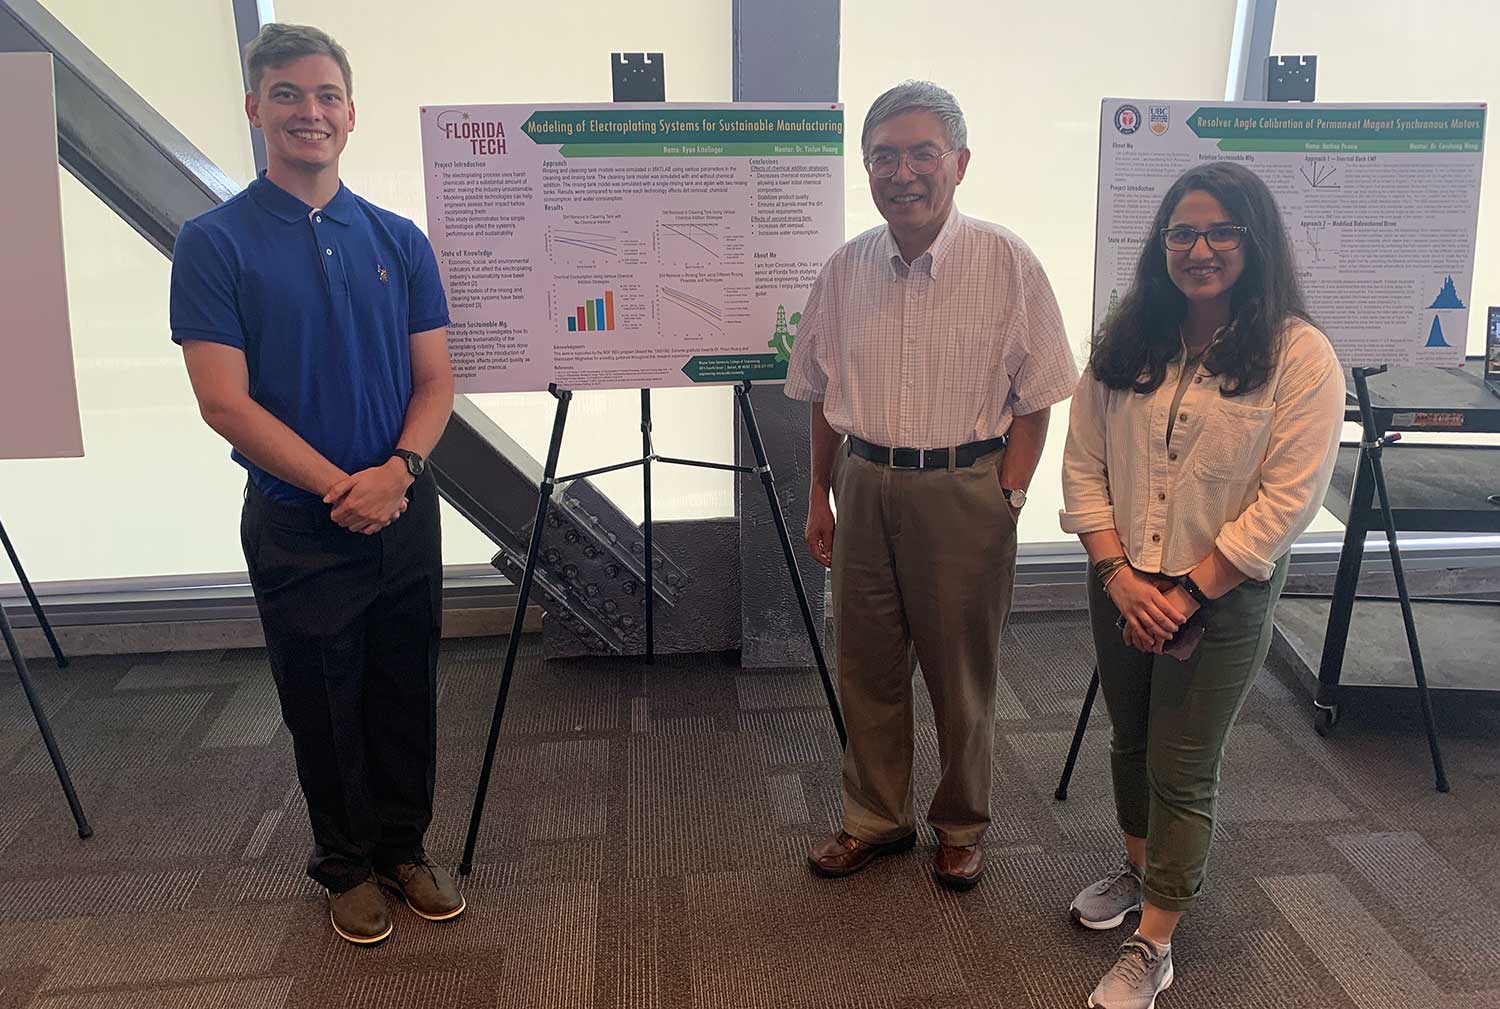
[0,53,83,459]
[419,102,845,392]
[1095,99,1485,368]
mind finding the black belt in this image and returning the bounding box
[848,435,1006,470]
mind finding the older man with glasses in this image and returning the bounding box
[785,81,1078,889]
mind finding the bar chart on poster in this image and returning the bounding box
[562,288,617,332]
[1094,99,1485,368]
[0,53,83,460]
[419,102,844,392]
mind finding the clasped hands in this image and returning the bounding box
[322,458,413,535]
[1105,566,1201,654]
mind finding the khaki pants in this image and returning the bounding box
[831,442,1018,847]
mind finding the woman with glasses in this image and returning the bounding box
[1059,161,1345,1008]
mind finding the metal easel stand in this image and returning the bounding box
[0,517,90,837]
[1311,365,1448,792]
[0,516,68,667]
[457,381,846,873]
[1054,664,1100,801]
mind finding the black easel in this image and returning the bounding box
[1,516,68,668]
[458,382,845,873]
[1054,664,1099,801]
[1311,366,1447,791]
[0,517,90,837]
[458,56,843,870]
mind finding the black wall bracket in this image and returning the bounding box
[1266,55,1317,102]
[612,52,665,102]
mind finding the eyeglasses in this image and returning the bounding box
[1160,225,1249,252]
[863,148,957,179]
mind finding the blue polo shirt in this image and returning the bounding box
[169,173,450,504]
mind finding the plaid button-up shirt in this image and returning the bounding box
[784,206,1078,448]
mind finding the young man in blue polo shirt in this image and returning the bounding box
[169,23,459,945]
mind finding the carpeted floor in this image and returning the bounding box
[3,609,1500,1008]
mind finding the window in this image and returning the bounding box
[1273,1,1500,358]
[1,0,733,588]
[0,1,254,584]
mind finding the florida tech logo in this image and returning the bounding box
[433,109,507,155]
[1114,104,1141,135]
[1149,105,1169,136]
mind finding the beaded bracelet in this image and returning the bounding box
[1092,555,1130,589]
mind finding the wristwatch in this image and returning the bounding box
[1002,487,1027,510]
[1177,572,1213,610]
[391,448,426,478]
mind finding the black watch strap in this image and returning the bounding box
[392,448,425,477]
[1179,573,1213,609]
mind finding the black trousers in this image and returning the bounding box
[241,472,442,892]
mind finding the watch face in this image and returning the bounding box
[409,454,426,476]
[1007,488,1026,509]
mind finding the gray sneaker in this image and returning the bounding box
[1070,857,1144,930]
[1088,934,1174,1009]
[328,879,393,945]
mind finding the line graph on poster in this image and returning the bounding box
[546,217,646,266]
[656,210,745,268]
[1298,220,1342,268]
[657,282,725,334]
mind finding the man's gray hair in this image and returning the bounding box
[861,81,967,156]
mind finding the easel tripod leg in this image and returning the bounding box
[459,388,572,873]
[0,518,67,668]
[733,383,846,748]
[1369,449,1449,793]
[1055,666,1100,801]
[0,601,90,837]
[1346,367,1447,792]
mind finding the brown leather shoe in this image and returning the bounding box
[807,829,917,878]
[933,843,985,890]
[328,879,393,945]
[375,857,466,922]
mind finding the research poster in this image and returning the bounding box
[419,102,845,392]
[1096,99,1485,368]
[0,53,83,460]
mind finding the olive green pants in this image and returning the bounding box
[1088,555,1288,912]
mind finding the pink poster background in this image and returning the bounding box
[0,53,83,460]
